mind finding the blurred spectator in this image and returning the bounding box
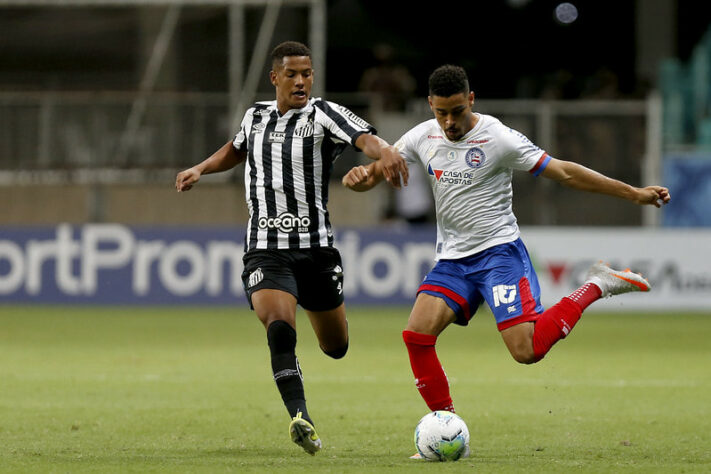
[539,68,576,99]
[581,66,621,99]
[359,43,430,225]
[382,162,434,226]
[359,43,416,112]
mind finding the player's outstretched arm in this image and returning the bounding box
[355,133,409,189]
[342,161,385,192]
[541,157,671,207]
[176,140,246,192]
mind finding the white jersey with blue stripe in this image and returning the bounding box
[394,113,550,260]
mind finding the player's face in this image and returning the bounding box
[429,91,476,141]
[270,56,313,113]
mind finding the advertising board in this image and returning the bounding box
[1,224,709,310]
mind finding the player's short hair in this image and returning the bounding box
[429,65,470,97]
[271,41,312,68]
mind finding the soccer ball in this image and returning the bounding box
[414,410,470,461]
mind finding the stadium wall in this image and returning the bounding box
[0,183,387,226]
[1,224,709,311]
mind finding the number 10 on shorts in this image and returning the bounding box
[492,284,517,307]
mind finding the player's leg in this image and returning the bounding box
[251,288,322,455]
[480,239,602,364]
[528,261,651,362]
[500,260,651,364]
[500,321,535,363]
[242,251,320,454]
[305,303,349,359]
[299,247,349,359]
[403,292,458,413]
[250,289,314,422]
[405,260,479,460]
[404,294,460,461]
[404,255,482,414]
[474,239,546,363]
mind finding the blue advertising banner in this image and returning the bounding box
[662,155,711,227]
[0,224,436,305]
[3,225,711,309]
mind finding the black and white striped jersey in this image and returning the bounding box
[233,97,376,251]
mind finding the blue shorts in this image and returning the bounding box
[418,238,545,331]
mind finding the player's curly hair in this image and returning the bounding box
[429,65,470,97]
[271,41,312,68]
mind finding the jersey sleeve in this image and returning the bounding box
[393,130,418,163]
[498,126,550,176]
[393,124,426,165]
[232,109,252,152]
[314,100,377,149]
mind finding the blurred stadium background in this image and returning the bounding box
[1,0,709,308]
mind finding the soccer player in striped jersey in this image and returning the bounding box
[175,41,408,455]
[343,65,670,448]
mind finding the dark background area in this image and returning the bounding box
[0,0,708,99]
[326,0,708,99]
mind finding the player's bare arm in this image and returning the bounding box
[175,140,247,192]
[355,133,409,188]
[541,157,671,207]
[342,161,385,192]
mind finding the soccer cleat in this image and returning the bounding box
[289,411,322,455]
[584,261,651,298]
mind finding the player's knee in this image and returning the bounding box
[510,348,538,365]
[322,342,348,359]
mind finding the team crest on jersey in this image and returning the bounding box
[465,147,486,168]
[294,120,314,138]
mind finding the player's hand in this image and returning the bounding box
[379,146,409,189]
[342,165,370,189]
[636,186,671,207]
[175,167,201,192]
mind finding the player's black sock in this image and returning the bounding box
[266,320,313,425]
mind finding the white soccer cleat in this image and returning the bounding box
[585,261,651,298]
[289,411,322,455]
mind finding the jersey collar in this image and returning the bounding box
[277,97,316,117]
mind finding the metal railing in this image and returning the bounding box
[0,90,661,226]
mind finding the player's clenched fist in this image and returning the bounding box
[342,163,384,192]
[636,186,671,208]
[342,165,369,188]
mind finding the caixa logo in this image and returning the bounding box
[257,212,310,233]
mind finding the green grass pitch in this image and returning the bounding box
[1,305,710,473]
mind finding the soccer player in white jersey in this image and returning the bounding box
[343,65,670,436]
[175,41,408,455]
